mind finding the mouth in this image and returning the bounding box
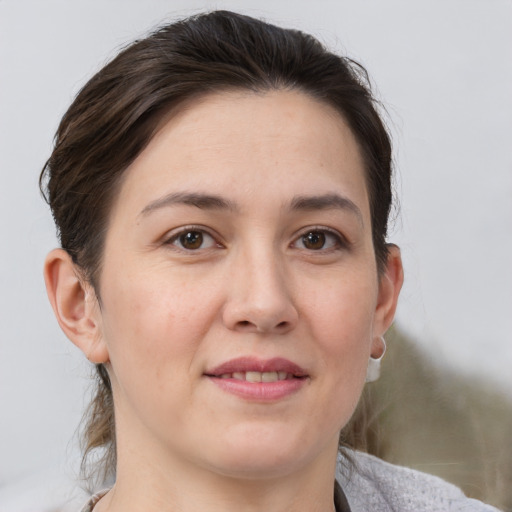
[214,371,300,382]
[204,357,309,401]
[205,356,308,379]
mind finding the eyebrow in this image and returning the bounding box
[290,193,363,224]
[139,191,363,224]
[139,192,237,216]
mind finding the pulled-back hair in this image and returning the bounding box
[40,10,393,484]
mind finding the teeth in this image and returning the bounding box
[246,371,261,383]
[219,371,291,382]
[261,371,278,382]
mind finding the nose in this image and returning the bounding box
[221,249,299,335]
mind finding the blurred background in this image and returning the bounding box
[0,0,511,510]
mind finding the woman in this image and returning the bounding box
[41,10,500,512]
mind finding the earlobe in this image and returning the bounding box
[373,244,404,344]
[44,249,109,364]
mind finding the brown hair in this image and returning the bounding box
[40,10,393,483]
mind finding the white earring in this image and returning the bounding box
[365,336,386,383]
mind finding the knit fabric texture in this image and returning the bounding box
[338,450,502,511]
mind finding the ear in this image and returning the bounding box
[372,244,404,354]
[44,248,109,364]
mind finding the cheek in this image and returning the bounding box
[304,270,377,406]
[308,273,377,352]
[309,287,375,431]
[99,268,219,394]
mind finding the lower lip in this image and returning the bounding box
[207,377,307,401]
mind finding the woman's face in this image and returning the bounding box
[93,90,398,479]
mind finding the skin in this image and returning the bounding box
[45,90,403,512]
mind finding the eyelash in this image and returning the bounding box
[163,225,223,252]
[162,226,348,253]
[292,227,348,252]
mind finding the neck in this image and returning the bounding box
[95,431,340,512]
[99,472,337,512]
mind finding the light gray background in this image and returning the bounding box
[1,0,511,493]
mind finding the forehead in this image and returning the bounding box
[115,89,369,220]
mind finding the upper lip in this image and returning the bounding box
[205,357,308,377]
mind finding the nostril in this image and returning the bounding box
[234,320,290,332]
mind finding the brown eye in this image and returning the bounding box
[179,231,204,250]
[302,231,326,250]
[168,229,218,251]
[293,229,344,251]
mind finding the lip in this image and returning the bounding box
[205,356,308,377]
[204,357,309,402]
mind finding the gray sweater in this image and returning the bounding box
[338,451,502,511]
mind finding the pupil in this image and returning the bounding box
[181,231,203,249]
[304,232,325,250]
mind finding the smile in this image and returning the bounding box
[218,371,294,382]
[205,357,309,401]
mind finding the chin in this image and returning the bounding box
[199,424,326,480]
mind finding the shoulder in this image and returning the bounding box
[337,450,502,512]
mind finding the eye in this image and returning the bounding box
[293,229,344,251]
[166,228,220,251]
